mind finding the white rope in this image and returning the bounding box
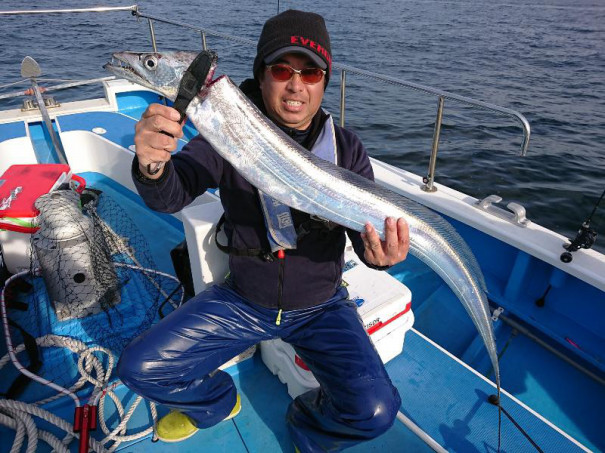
[0,271,80,406]
[37,428,70,453]
[101,396,158,452]
[2,407,38,453]
[75,346,156,449]
[37,77,81,82]
[0,411,26,453]
[0,329,158,451]
[0,399,110,453]
[0,78,28,89]
[0,241,176,450]
[1,409,70,453]
[0,334,106,407]
[115,262,184,308]
[77,346,114,390]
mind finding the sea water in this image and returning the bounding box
[1,0,603,251]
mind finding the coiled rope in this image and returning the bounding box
[0,263,183,452]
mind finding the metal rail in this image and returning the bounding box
[0,6,531,193]
[0,77,115,101]
[0,5,138,15]
[424,96,445,193]
[133,11,531,193]
[335,63,531,191]
[497,312,605,387]
[133,11,256,47]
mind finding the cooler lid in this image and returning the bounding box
[0,164,71,218]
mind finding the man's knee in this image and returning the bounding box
[349,383,401,437]
[368,389,401,436]
[116,337,151,392]
[288,380,401,440]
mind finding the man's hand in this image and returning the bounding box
[134,104,184,179]
[361,217,409,268]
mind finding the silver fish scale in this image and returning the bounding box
[194,77,485,287]
[186,76,499,389]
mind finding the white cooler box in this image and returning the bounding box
[0,164,85,274]
[261,243,414,399]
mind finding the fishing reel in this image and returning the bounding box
[560,222,597,263]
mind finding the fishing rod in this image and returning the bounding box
[560,187,604,263]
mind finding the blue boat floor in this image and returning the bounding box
[107,352,432,453]
[2,330,589,453]
[0,162,592,451]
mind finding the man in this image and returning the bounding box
[117,9,409,452]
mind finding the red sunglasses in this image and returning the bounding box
[266,64,326,85]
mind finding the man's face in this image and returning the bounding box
[259,53,325,130]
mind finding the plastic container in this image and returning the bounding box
[0,164,85,273]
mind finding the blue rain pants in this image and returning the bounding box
[117,282,401,452]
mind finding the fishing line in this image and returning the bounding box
[586,187,605,224]
[489,395,544,453]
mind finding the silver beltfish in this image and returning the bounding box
[105,51,501,393]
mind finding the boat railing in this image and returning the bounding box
[0,77,116,102]
[0,5,531,193]
[134,10,531,194]
[0,5,136,103]
[0,5,138,16]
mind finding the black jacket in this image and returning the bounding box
[132,81,378,310]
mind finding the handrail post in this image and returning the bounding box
[147,18,158,52]
[422,96,445,193]
[339,69,346,128]
[201,31,207,50]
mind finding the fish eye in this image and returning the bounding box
[143,55,158,71]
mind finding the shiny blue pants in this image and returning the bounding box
[117,283,401,452]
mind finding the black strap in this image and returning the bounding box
[214,214,275,262]
[296,215,339,240]
[214,213,341,261]
[0,278,40,399]
[4,319,41,399]
[172,50,217,121]
[158,284,184,318]
[149,50,218,175]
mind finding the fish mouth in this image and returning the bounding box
[104,50,218,103]
[104,52,179,99]
[104,53,147,85]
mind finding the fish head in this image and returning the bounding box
[104,51,202,100]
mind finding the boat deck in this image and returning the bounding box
[0,91,600,453]
[18,328,588,452]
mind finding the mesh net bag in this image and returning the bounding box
[1,187,182,403]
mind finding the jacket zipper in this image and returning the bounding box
[275,249,285,325]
